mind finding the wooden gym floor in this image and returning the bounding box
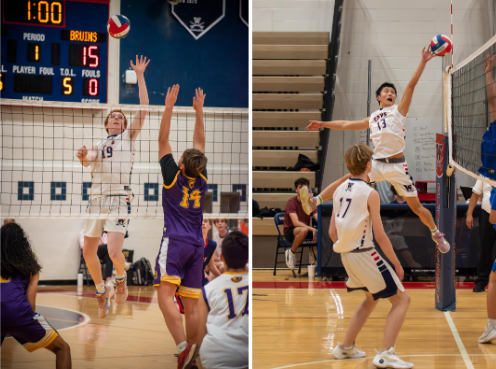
[1,285,178,369]
[253,270,496,369]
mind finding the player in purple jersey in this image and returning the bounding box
[1,223,72,368]
[154,85,208,369]
[175,218,220,314]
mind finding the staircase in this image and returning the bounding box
[252,32,329,213]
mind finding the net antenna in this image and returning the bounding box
[448,33,496,187]
[0,99,248,220]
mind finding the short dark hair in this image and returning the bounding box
[375,82,397,105]
[222,231,248,269]
[294,177,310,189]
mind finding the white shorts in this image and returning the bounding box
[369,159,418,197]
[341,248,405,300]
[83,196,131,238]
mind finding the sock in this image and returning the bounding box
[430,226,438,234]
[177,341,188,354]
[95,281,105,294]
[488,319,496,327]
[116,273,126,280]
[316,195,323,205]
[342,344,353,350]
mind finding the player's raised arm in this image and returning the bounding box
[158,84,179,159]
[128,55,151,141]
[398,47,433,117]
[306,117,369,132]
[368,190,404,280]
[485,54,496,122]
[192,88,206,152]
[76,142,98,167]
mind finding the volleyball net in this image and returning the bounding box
[449,34,496,187]
[0,99,248,220]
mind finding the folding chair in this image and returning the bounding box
[273,212,317,277]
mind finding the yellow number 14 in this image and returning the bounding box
[180,187,201,208]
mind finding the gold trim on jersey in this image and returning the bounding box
[163,171,180,189]
[22,316,58,352]
[160,274,181,286]
[224,271,248,275]
[1,276,11,283]
[177,286,201,299]
[199,173,207,183]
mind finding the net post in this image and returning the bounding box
[435,133,456,312]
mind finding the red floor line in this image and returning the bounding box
[252,281,480,289]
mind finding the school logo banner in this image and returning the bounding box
[172,0,226,40]
[239,0,248,27]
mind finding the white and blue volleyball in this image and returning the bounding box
[430,34,452,56]
[107,15,131,39]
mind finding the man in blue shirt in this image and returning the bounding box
[479,187,496,343]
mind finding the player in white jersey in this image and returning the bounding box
[196,231,248,369]
[328,144,413,369]
[76,55,150,318]
[305,47,450,254]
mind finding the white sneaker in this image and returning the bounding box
[373,347,414,368]
[285,249,296,270]
[331,342,366,360]
[478,323,496,343]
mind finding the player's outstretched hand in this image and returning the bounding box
[193,88,206,112]
[485,53,496,74]
[422,46,434,62]
[77,146,88,161]
[165,84,180,108]
[306,120,322,132]
[130,55,151,74]
[394,263,404,280]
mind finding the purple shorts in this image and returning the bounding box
[1,314,58,352]
[153,237,203,299]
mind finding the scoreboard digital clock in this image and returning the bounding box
[1,0,109,103]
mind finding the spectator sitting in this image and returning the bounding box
[211,219,230,276]
[79,231,113,282]
[202,218,221,285]
[284,178,318,270]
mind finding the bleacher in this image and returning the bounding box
[252,32,329,236]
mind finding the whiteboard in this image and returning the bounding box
[403,117,440,182]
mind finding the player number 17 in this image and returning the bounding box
[223,285,249,321]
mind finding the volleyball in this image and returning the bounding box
[107,14,131,39]
[430,34,452,56]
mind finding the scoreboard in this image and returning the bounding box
[1,0,109,103]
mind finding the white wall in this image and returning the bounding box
[253,0,335,32]
[322,0,496,190]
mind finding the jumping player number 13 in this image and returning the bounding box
[27,1,63,24]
